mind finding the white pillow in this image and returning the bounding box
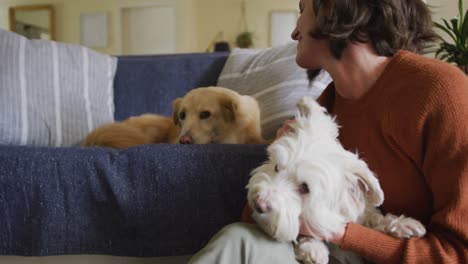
[217,42,332,140]
[0,29,117,147]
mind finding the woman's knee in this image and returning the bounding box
[218,222,279,245]
[218,222,259,240]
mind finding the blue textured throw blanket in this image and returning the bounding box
[0,144,267,256]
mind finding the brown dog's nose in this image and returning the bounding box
[254,197,271,214]
[179,135,193,144]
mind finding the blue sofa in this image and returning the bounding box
[0,52,268,257]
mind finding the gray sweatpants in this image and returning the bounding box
[188,222,365,264]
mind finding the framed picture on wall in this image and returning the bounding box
[80,12,108,48]
[269,10,298,47]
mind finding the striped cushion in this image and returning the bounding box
[0,29,117,147]
[217,42,332,140]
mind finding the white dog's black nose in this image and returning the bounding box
[254,197,271,214]
[179,135,193,144]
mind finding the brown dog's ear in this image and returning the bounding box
[220,97,237,123]
[172,98,182,125]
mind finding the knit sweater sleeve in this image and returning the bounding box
[340,67,468,263]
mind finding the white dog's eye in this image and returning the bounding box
[274,165,279,172]
[199,111,211,120]
[298,183,309,194]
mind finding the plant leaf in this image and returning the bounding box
[443,18,454,31]
[451,18,462,46]
[451,18,460,36]
[434,21,457,42]
[460,0,464,26]
[434,19,457,41]
[462,8,468,45]
[434,0,468,70]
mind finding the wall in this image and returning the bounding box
[57,0,196,55]
[0,0,196,55]
[430,0,464,21]
[0,6,8,30]
[429,0,466,43]
[0,0,466,55]
[195,0,297,51]
[0,0,296,54]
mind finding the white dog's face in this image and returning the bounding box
[247,97,384,242]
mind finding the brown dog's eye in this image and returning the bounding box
[199,111,211,120]
[179,111,186,120]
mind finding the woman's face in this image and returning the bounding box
[291,0,329,69]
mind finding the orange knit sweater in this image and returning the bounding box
[242,51,468,263]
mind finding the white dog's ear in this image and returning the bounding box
[172,98,182,125]
[295,96,326,119]
[294,96,339,140]
[350,159,384,207]
[267,143,289,171]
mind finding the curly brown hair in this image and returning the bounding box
[309,0,439,59]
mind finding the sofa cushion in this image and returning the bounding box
[0,29,117,147]
[217,42,332,139]
[0,143,267,256]
[113,53,228,121]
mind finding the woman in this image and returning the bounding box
[189,0,468,263]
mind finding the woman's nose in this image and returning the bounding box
[291,27,300,40]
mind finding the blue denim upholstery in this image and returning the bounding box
[114,52,229,120]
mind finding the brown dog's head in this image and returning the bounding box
[172,86,261,144]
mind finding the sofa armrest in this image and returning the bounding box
[0,144,266,257]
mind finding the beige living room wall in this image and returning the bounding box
[430,0,466,41]
[0,0,197,55]
[195,0,298,51]
[0,0,465,55]
[0,0,296,54]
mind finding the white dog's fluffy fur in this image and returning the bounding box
[246,97,426,264]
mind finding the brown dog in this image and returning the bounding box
[82,86,268,148]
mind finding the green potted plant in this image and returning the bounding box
[235,31,254,48]
[434,0,468,74]
[236,0,254,49]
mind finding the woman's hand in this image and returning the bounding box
[327,224,346,246]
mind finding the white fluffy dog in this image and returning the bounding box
[246,97,426,264]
